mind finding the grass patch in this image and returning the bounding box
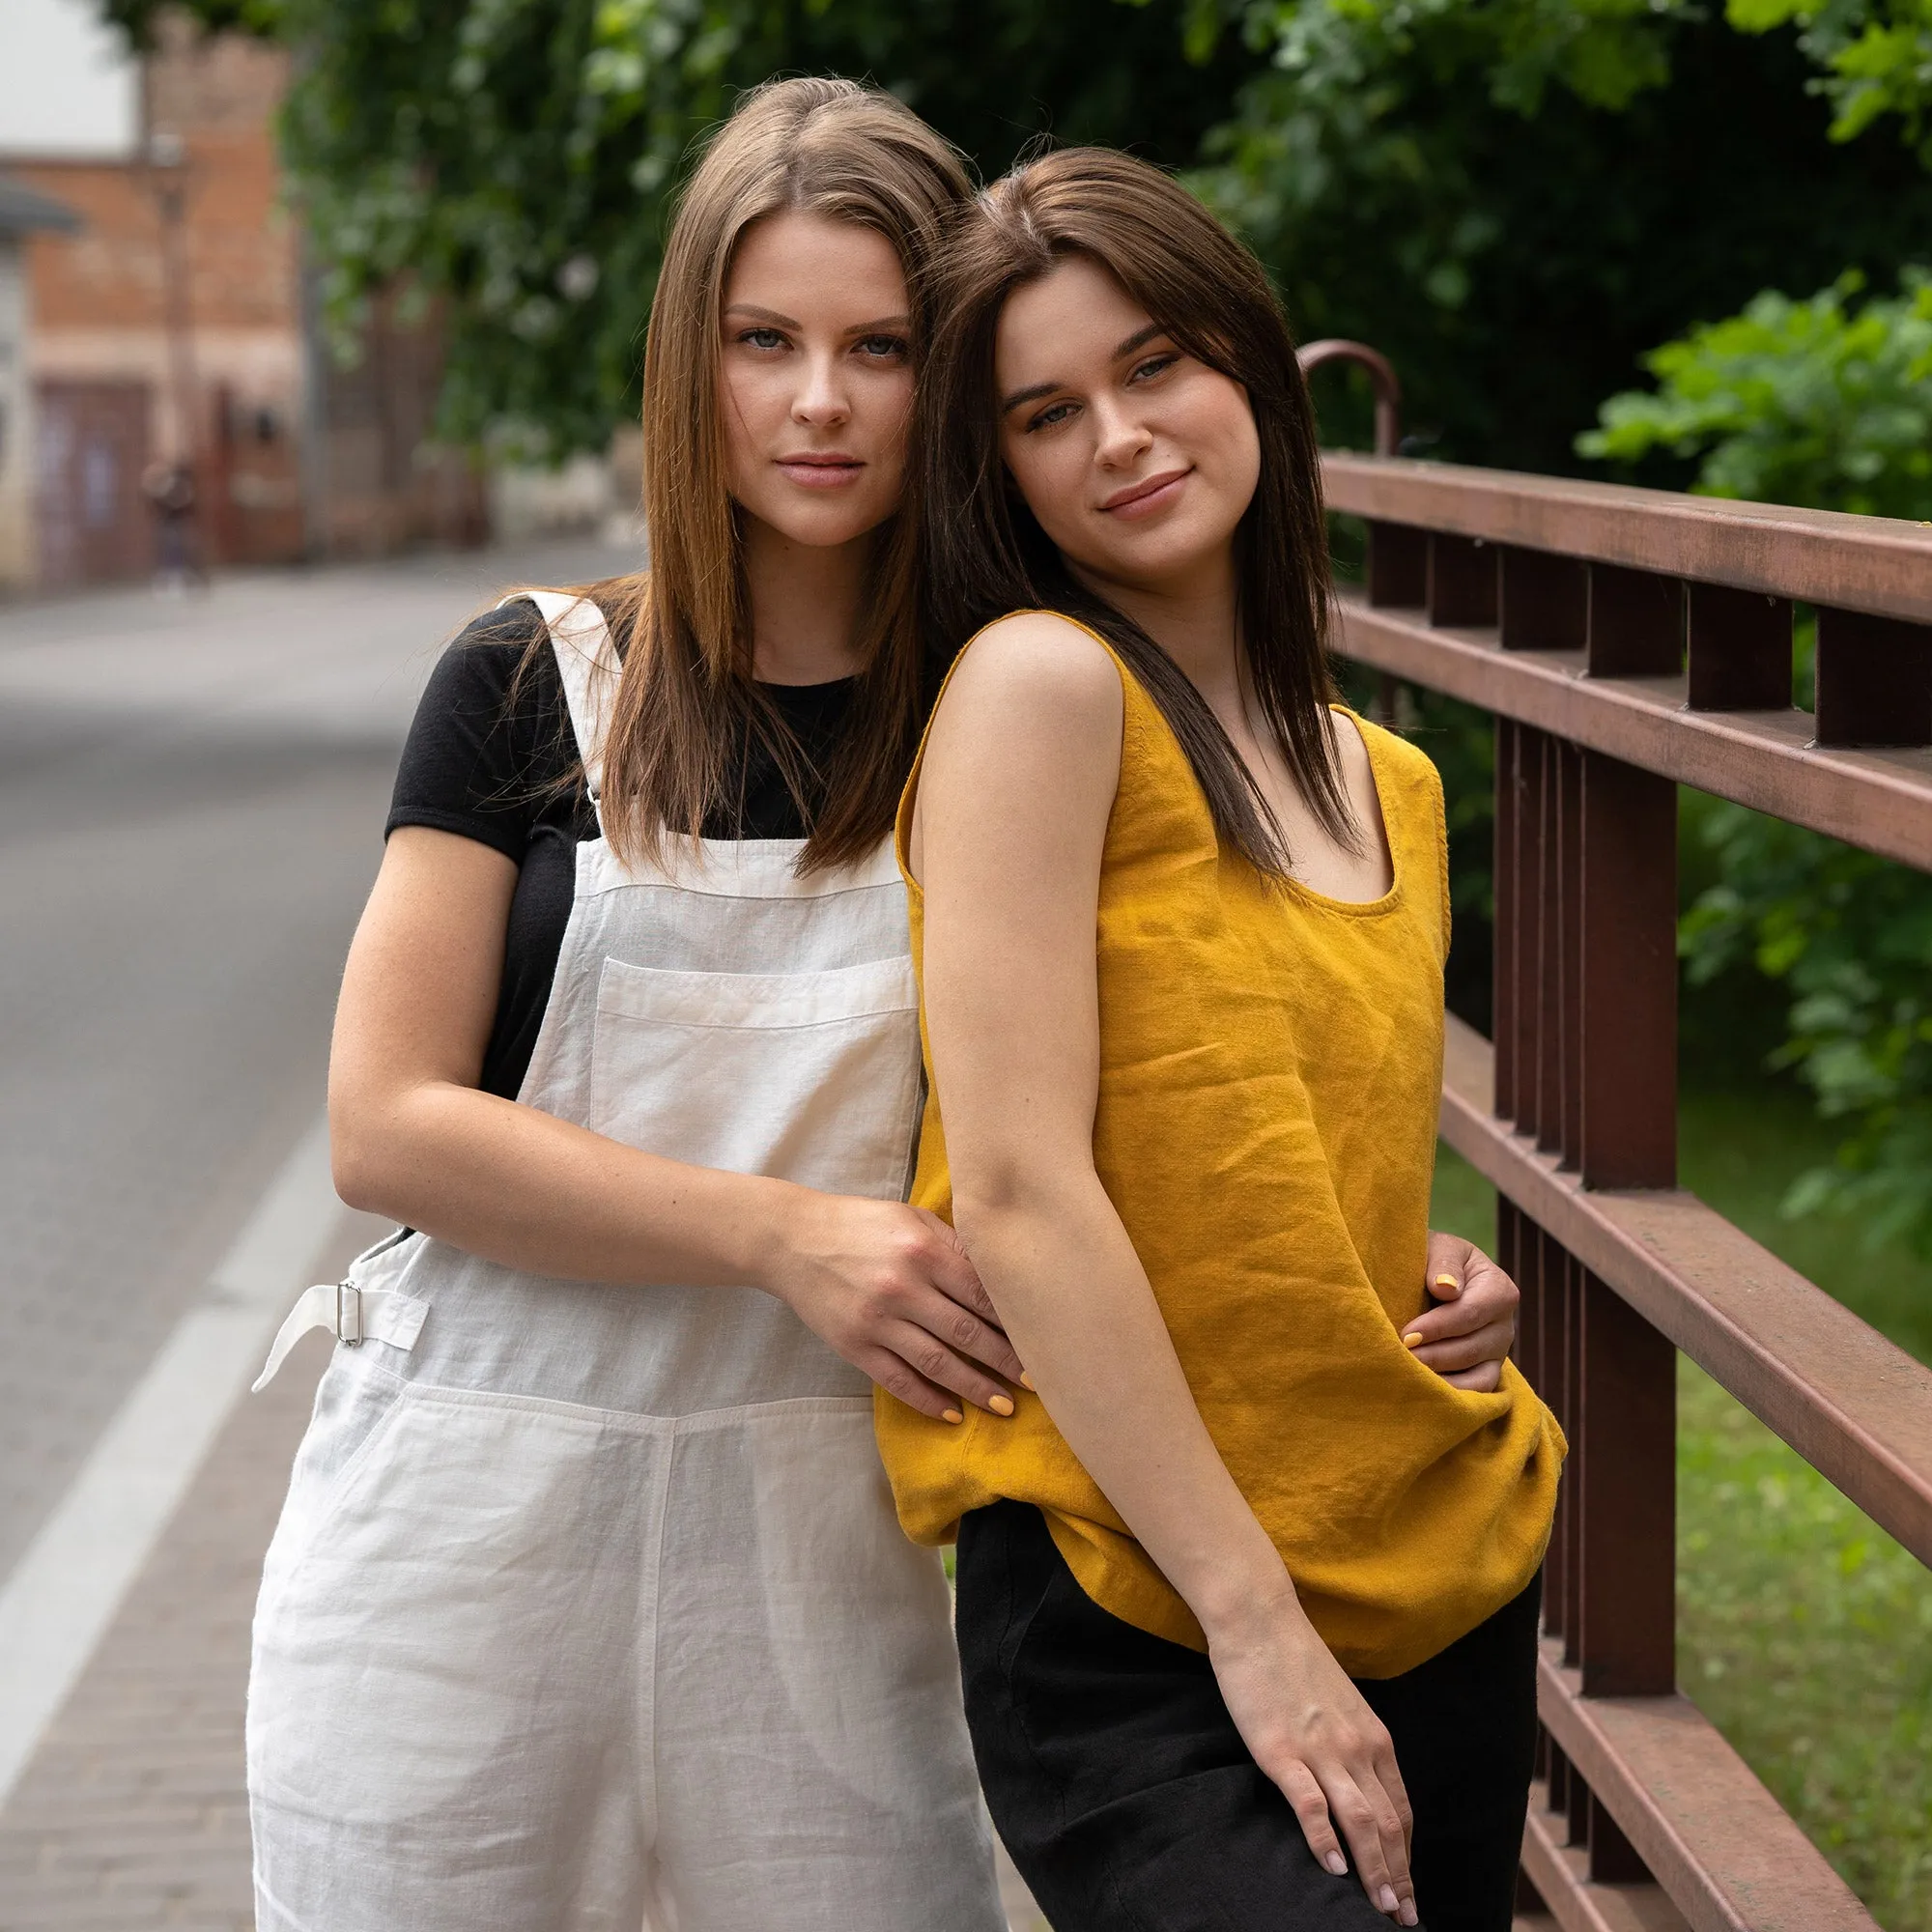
[1432,1092,1932,1932]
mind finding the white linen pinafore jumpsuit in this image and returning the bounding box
[247,594,1003,1932]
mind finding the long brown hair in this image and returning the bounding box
[920,146,1351,871]
[577,77,973,871]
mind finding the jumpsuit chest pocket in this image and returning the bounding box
[589,953,922,1202]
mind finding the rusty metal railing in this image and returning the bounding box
[1317,447,1932,1932]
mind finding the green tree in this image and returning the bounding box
[1190,1,1932,470]
[105,0,1258,455]
[106,0,1932,470]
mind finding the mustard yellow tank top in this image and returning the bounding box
[874,620,1564,1679]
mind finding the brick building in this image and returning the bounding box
[0,2,485,588]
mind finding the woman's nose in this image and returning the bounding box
[793,352,851,427]
[1092,398,1153,468]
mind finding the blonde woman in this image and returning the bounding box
[245,81,1010,1931]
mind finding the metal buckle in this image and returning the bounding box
[336,1282,363,1347]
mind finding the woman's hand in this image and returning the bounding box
[1402,1232,1520,1392]
[1208,1584,1417,1922]
[766,1193,1026,1423]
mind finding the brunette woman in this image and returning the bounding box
[877,149,1564,1932]
[245,80,1010,1931]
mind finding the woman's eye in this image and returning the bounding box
[1130,352,1179,384]
[738,327,788,351]
[855,333,910,360]
[1025,400,1078,433]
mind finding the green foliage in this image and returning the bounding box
[100,0,1255,456]
[102,0,1932,471]
[1679,1358,1932,1932]
[1579,270,1932,518]
[1680,798,1932,1257]
[1191,0,1932,471]
[1727,0,1932,158]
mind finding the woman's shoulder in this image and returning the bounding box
[949,609,1123,706]
[929,609,1127,753]
[1344,709,1446,820]
[423,598,555,711]
[394,600,574,826]
[911,611,1126,828]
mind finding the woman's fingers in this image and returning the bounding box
[1372,1734,1415,1848]
[1274,1759,1350,1879]
[1406,1318,1515,1373]
[1407,1233,1518,1381]
[1442,1360,1505,1393]
[1317,1767,1416,1922]
[884,1320,1018,1417]
[857,1350,958,1424]
[913,1213,1009,1321]
[907,1208,1028,1382]
[1268,1747,1415,1921]
[907,1284,1028,1384]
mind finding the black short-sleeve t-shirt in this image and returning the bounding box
[387,598,857,1100]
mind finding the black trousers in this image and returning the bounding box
[955,1501,1541,1932]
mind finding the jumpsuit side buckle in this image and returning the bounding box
[336,1282,363,1347]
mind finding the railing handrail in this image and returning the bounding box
[1319,437,1932,1932]
[1323,452,1932,624]
[1332,591,1932,869]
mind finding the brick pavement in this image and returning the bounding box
[0,1201,1048,1932]
[0,1210,371,1932]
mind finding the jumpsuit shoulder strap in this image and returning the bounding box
[502,589,620,802]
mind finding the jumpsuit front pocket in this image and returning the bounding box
[590,954,922,1201]
[252,1380,662,1828]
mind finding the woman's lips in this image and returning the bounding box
[1098,467,1192,519]
[777,455,865,489]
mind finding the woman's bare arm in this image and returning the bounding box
[913,615,1415,1920]
[327,825,1023,1420]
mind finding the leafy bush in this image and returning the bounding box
[1726,0,1932,160]
[1680,801,1932,1254]
[1577,269,1932,516]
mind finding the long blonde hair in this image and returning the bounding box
[582,77,972,871]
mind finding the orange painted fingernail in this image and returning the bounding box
[1403,1331,1425,1349]
[987,1394,1016,1416]
[1433,1273,1460,1291]
[1019,1372,1037,1392]
[942,1408,964,1425]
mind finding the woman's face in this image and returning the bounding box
[994,253,1260,595]
[718,210,914,550]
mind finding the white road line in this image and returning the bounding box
[0,1114,344,1809]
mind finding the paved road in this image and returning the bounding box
[0,545,1048,1929]
[0,539,633,1586]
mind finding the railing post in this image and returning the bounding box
[1577,749,1678,1699]
[1367,523,1428,609]
[1587,566,1683,677]
[1814,609,1932,747]
[1686,584,1791,711]
[1429,534,1497,629]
